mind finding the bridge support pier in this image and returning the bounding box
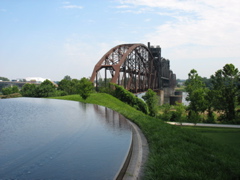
[155,88,182,105]
[155,90,164,106]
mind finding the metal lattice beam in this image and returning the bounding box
[90,43,176,93]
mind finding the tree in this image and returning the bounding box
[36,80,56,97]
[12,86,19,93]
[58,78,80,95]
[174,102,186,125]
[185,69,208,122]
[0,77,10,81]
[2,87,12,95]
[202,77,212,88]
[71,79,81,94]
[21,83,37,97]
[78,77,94,100]
[58,79,71,94]
[211,64,240,121]
[64,75,71,81]
[142,89,158,117]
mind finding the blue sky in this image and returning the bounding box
[1,0,240,81]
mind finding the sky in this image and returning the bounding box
[1,0,240,81]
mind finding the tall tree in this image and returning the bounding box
[185,69,207,113]
[211,64,240,121]
[63,75,71,81]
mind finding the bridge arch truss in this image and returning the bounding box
[90,44,158,93]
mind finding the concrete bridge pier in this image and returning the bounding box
[155,88,183,106]
[155,90,164,105]
[170,91,183,105]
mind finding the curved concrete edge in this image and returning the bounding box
[115,127,133,180]
[115,120,149,180]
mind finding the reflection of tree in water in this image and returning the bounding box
[78,101,87,111]
[93,104,131,131]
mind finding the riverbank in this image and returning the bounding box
[0,93,22,99]
[51,93,240,179]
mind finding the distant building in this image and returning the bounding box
[25,77,51,84]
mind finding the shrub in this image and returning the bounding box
[174,102,187,124]
[111,83,148,114]
[187,110,201,124]
[21,83,37,97]
[142,89,158,117]
[2,87,12,95]
[158,104,172,121]
[2,86,19,95]
[78,77,94,100]
[35,80,56,97]
[203,111,216,123]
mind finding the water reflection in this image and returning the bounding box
[0,98,132,180]
[92,104,131,131]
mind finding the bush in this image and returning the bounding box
[158,104,172,121]
[187,110,201,124]
[78,77,94,100]
[56,90,68,96]
[2,87,12,95]
[111,83,148,114]
[142,89,158,117]
[170,111,178,121]
[98,83,115,95]
[174,102,187,124]
[21,80,57,97]
[21,83,37,97]
[2,86,19,95]
[35,80,56,97]
[203,111,216,123]
[58,79,80,95]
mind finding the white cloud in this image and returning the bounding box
[62,5,83,9]
[62,1,70,4]
[144,18,151,22]
[116,0,240,78]
[116,5,131,8]
[119,1,240,54]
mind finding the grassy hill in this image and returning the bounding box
[51,93,240,180]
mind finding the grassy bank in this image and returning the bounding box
[51,93,240,180]
[181,126,240,150]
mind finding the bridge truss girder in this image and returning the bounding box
[90,44,158,93]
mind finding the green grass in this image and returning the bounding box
[51,93,240,180]
[181,126,240,150]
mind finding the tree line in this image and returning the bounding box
[2,63,239,123]
[1,76,94,100]
[185,63,240,124]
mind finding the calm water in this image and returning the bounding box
[0,98,132,180]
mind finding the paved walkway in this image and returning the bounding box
[167,122,240,128]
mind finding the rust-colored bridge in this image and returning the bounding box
[90,42,176,93]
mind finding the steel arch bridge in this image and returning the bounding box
[90,43,176,93]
